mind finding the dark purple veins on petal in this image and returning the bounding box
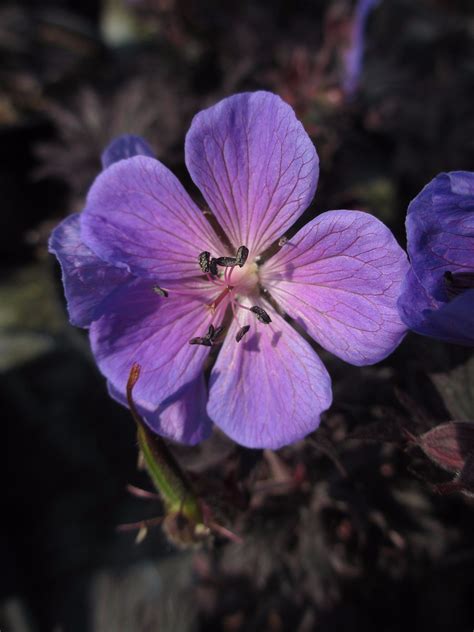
[236,325,250,342]
[444,271,474,300]
[250,306,272,324]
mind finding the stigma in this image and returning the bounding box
[187,245,273,347]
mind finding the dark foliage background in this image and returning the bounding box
[1,1,474,631]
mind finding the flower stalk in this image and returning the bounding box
[126,363,209,546]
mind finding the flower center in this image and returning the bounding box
[153,245,272,347]
[444,270,474,300]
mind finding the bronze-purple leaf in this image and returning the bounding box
[418,421,474,473]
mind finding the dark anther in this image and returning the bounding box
[210,258,218,276]
[189,336,213,347]
[153,286,168,297]
[236,246,249,267]
[250,306,272,324]
[190,323,225,347]
[444,270,474,300]
[199,251,211,273]
[236,325,250,342]
[210,325,225,341]
[214,256,238,267]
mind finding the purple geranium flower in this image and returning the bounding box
[50,92,408,449]
[397,171,474,346]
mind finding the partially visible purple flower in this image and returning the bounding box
[49,92,408,449]
[342,0,380,97]
[398,172,474,346]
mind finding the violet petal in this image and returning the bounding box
[185,91,318,256]
[208,304,332,449]
[48,213,132,327]
[108,373,212,445]
[406,171,474,302]
[101,134,155,169]
[260,210,409,366]
[89,277,219,411]
[81,156,225,281]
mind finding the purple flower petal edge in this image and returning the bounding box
[398,171,474,345]
[108,373,212,445]
[48,213,132,327]
[101,134,155,169]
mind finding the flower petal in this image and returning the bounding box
[48,213,132,327]
[398,269,474,346]
[89,277,220,410]
[406,171,474,301]
[81,156,225,281]
[427,289,474,346]
[108,373,212,445]
[260,210,409,366]
[185,91,318,255]
[207,306,332,449]
[101,134,155,169]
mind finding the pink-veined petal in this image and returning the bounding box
[207,305,332,449]
[81,156,225,281]
[185,91,318,256]
[89,277,222,411]
[260,210,409,366]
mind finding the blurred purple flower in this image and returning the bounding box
[342,0,380,97]
[50,92,408,449]
[398,172,474,346]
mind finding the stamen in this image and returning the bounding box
[214,256,238,267]
[210,325,225,341]
[208,286,233,312]
[199,251,211,273]
[236,245,249,267]
[206,272,226,287]
[153,286,168,297]
[444,270,474,299]
[190,323,225,347]
[250,305,272,324]
[210,258,218,276]
[189,336,213,347]
[225,264,236,284]
[236,325,250,342]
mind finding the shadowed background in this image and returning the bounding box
[1,1,474,630]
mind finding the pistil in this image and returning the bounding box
[208,286,234,312]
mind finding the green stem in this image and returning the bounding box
[127,364,203,524]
